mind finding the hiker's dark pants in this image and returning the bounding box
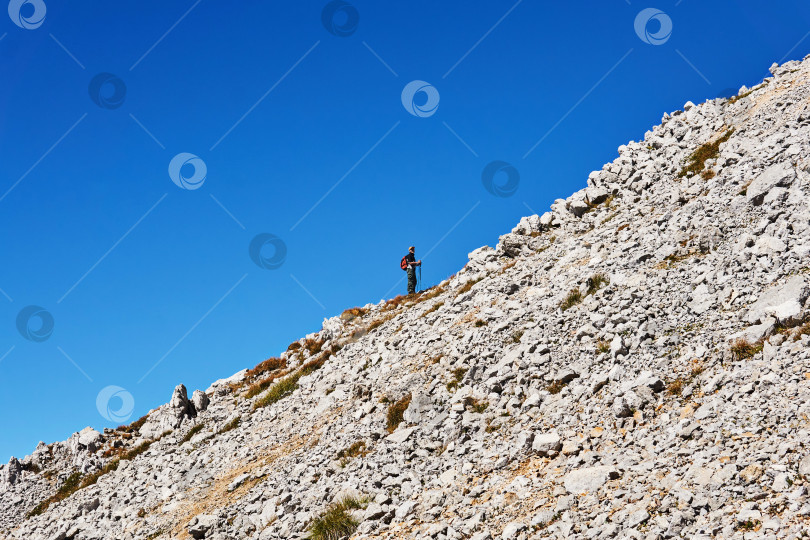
[407,268,417,294]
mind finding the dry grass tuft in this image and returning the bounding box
[218,417,240,435]
[180,424,204,444]
[253,374,301,410]
[446,368,467,392]
[560,288,583,311]
[336,441,368,460]
[308,496,368,540]
[420,301,444,318]
[340,307,368,321]
[678,129,734,178]
[385,394,412,433]
[463,397,489,413]
[456,278,483,297]
[730,338,764,361]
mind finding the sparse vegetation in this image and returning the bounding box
[456,278,482,297]
[560,288,583,311]
[446,368,468,392]
[385,394,412,433]
[508,330,524,344]
[547,380,568,394]
[118,413,149,435]
[474,319,488,327]
[254,373,301,410]
[27,433,168,518]
[678,129,734,178]
[27,471,82,517]
[463,397,489,413]
[307,495,368,540]
[303,337,324,356]
[728,88,755,104]
[596,340,611,354]
[244,369,289,399]
[735,519,761,532]
[180,424,204,444]
[586,273,608,295]
[730,338,764,361]
[420,301,444,318]
[245,356,286,381]
[601,211,619,225]
[218,417,240,435]
[340,307,368,321]
[665,360,709,397]
[337,441,368,460]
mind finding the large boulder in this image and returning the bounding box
[564,466,619,494]
[531,432,562,456]
[188,514,218,539]
[77,427,103,453]
[747,163,795,205]
[403,392,432,424]
[140,384,197,439]
[191,390,210,413]
[511,214,541,236]
[3,457,21,485]
[745,276,809,324]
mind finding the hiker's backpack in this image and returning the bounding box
[400,256,408,271]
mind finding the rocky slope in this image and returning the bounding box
[3,57,810,540]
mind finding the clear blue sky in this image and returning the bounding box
[1,0,807,460]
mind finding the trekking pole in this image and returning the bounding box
[419,265,422,292]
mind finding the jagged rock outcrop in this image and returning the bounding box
[3,56,810,539]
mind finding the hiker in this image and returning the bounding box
[402,246,422,295]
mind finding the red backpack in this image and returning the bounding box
[400,256,408,271]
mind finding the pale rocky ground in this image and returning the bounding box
[3,56,810,539]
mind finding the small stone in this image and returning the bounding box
[531,432,562,456]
